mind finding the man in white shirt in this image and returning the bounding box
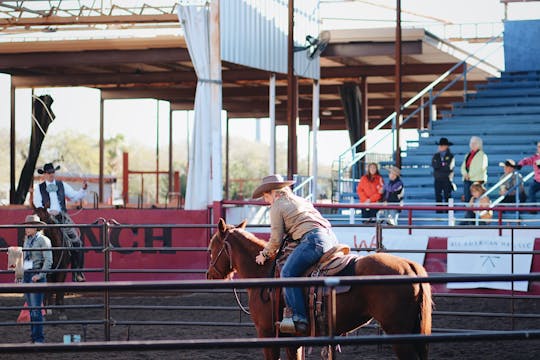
[33,163,88,282]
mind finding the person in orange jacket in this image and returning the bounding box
[356,162,384,222]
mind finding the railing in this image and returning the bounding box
[292,175,314,201]
[333,33,503,201]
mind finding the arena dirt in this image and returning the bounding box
[1,291,538,359]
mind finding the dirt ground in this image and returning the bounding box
[1,291,539,360]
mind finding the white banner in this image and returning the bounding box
[447,230,535,291]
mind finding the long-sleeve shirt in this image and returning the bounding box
[518,153,540,182]
[356,174,384,203]
[461,150,488,182]
[262,193,331,257]
[382,178,404,203]
[23,232,52,280]
[33,180,86,213]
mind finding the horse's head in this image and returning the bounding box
[207,218,247,280]
[34,207,52,224]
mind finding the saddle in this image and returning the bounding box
[275,243,358,336]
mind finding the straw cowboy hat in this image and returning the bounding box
[252,174,295,199]
[499,159,517,168]
[22,214,46,225]
[37,162,60,174]
[435,137,453,146]
[387,166,401,177]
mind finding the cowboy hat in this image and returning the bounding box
[22,214,46,225]
[37,163,60,174]
[387,166,401,177]
[435,137,453,146]
[252,174,295,199]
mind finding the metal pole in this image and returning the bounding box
[287,0,298,179]
[10,83,16,204]
[210,0,223,202]
[225,116,230,200]
[99,95,105,204]
[394,0,402,167]
[169,108,173,194]
[269,73,276,174]
[312,80,319,202]
[463,62,468,102]
[103,222,110,341]
[156,100,160,204]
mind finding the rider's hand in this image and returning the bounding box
[31,275,39,283]
[255,252,266,265]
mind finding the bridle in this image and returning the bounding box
[208,230,234,279]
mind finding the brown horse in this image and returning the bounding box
[207,219,433,360]
[34,207,71,320]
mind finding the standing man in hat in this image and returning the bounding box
[22,214,52,343]
[431,137,455,212]
[33,163,87,282]
[253,174,337,336]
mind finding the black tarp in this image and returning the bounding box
[339,83,365,178]
[14,95,55,204]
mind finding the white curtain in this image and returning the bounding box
[178,3,222,210]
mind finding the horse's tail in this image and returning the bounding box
[410,261,433,360]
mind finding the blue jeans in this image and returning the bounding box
[528,180,540,205]
[23,272,46,343]
[281,228,337,323]
[463,180,473,202]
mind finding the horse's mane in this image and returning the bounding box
[234,228,267,248]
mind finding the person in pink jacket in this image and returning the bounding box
[518,141,540,213]
[356,163,384,222]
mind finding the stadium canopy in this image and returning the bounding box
[0,0,500,204]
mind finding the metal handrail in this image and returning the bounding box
[334,32,503,200]
[293,175,314,201]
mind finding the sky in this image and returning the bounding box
[1,0,540,173]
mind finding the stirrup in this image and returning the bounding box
[279,308,296,334]
[279,317,296,334]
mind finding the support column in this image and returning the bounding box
[99,95,104,203]
[156,100,160,204]
[169,108,173,194]
[311,80,319,202]
[9,83,15,204]
[225,116,230,200]
[269,73,276,174]
[394,0,402,167]
[287,0,298,179]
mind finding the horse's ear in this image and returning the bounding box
[237,219,247,230]
[218,218,227,234]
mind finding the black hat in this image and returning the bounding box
[435,137,453,146]
[37,163,60,174]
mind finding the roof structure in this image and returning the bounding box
[0,24,499,131]
[0,3,501,131]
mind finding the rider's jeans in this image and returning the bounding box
[281,228,337,323]
[23,272,46,343]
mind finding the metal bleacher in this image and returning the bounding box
[401,70,540,224]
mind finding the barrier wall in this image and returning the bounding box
[0,208,209,282]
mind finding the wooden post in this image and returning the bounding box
[122,152,129,205]
[287,0,298,179]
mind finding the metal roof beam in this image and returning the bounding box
[324,40,422,58]
[0,14,179,27]
[0,48,191,68]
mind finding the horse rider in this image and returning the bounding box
[33,162,88,282]
[253,174,338,336]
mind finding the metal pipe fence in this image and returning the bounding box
[1,220,539,355]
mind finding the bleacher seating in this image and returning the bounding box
[400,70,540,224]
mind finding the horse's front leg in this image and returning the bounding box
[56,290,67,321]
[285,346,304,360]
